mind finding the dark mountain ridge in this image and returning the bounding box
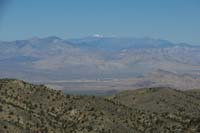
[1,79,200,132]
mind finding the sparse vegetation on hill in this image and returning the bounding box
[0,79,200,132]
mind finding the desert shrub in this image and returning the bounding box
[0,105,3,112]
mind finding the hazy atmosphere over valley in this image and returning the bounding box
[0,0,200,94]
[1,0,200,132]
[1,36,200,94]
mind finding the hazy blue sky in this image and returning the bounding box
[0,0,200,44]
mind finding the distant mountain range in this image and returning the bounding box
[1,36,200,91]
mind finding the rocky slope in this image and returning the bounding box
[0,79,200,132]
